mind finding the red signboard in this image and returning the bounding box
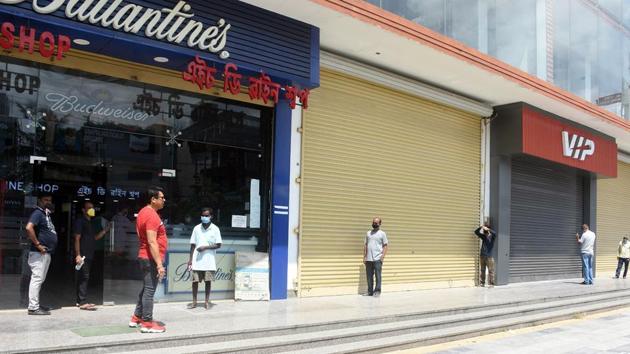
[521,106,617,177]
[0,22,71,61]
[182,56,309,110]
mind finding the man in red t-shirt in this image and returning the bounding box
[129,186,168,333]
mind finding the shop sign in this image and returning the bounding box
[0,0,231,59]
[0,70,40,95]
[166,251,235,294]
[595,93,622,106]
[521,106,617,177]
[182,56,310,110]
[562,131,595,161]
[3,180,60,193]
[44,92,150,121]
[0,21,71,60]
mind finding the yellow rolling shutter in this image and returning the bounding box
[298,69,481,297]
[597,161,630,275]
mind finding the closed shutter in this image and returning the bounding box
[299,69,481,297]
[597,161,630,275]
[510,155,584,282]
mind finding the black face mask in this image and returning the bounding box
[44,203,54,211]
[372,223,379,229]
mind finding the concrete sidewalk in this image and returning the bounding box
[2,278,630,353]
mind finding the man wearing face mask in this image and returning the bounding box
[24,192,57,315]
[187,207,222,309]
[364,217,388,297]
[74,201,111,310]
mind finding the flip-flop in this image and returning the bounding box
[79,304,96,311]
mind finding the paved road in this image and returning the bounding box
[394,307,630,354]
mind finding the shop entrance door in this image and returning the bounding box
[30,160,108,309]
[101,154,175,306]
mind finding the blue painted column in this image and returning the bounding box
[270,99,292,300]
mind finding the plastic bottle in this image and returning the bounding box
[75,256,85,271]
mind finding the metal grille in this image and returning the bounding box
[509,155,585,282]
[299,69,482,296]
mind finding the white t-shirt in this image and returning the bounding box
[579,230,596,255]
[365,229,388,262]
[189,223,222,271]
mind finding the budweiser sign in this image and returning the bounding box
[0,0,231,58]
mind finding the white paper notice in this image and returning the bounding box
[249,179,261,228]
[231,215,247,228]
[235,252,270,301]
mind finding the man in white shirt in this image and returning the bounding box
[363,217,388,297]
[187,208,222,309]
[576,224,596,285]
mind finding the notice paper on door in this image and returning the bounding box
[249,179,260,228]
[231,215,247,228]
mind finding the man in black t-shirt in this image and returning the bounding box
[25,192,57,315]
[474,223,497,287]
[74,201,110,310]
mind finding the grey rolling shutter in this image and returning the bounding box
[509,155,585,282]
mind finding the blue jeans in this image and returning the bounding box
[365,261,382,295]
[581,253,594,284]
[134,259,159,321]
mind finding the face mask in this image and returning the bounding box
[372,223,379,229]
[44,203,54,212]
[201,216,211,224]
[87,208,96,217]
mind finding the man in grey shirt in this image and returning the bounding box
[364,217,388,297]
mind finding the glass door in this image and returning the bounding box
[102,132,174,305]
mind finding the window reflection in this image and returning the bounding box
[364,0,630,120]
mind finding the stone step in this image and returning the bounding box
[287,297,630,354]
[109,288,630,354]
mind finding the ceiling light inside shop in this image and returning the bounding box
[153,56,169,63]
[73,38,90,46]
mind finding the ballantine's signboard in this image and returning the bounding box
[0,0,231,59]
[166,251,235,294]
[182,56,310,110]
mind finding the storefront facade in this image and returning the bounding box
[297,53,491,297]
[596,158,630,277]
[491,103,618,284]
[0,0,319,309]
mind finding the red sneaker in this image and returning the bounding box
[128,314,142,328]
[140,320,166,333]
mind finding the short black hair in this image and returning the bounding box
[201,207,213,214]
[147,186,164,203]
[37,191,53,200]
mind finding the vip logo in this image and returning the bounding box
[562,131,595,161]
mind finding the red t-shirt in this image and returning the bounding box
[136,205,168,262]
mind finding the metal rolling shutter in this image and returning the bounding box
[597,161,630,275]
[509,155,584,282]
[299,69,481,297]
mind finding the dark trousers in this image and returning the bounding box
[616,257,630,278]
[75,258,93,305]
[134,258,158,321]
[365,260,382,295]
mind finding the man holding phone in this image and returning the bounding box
[129,186,168,333]
[577,224,596,285]
[25,192,57,315]
[474,222,497,287]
